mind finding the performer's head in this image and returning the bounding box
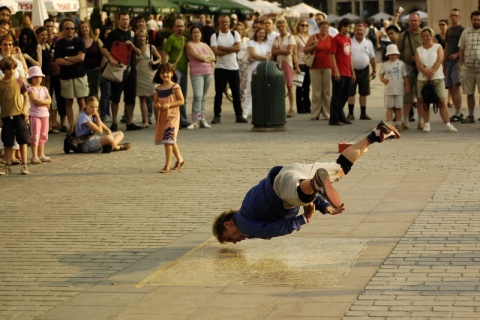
[212,210,245,244]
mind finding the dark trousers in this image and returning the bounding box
[296,64,311,113]
[214,68,243,117]
[329,76,350,124]
[50,75,66,116]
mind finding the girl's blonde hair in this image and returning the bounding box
[137,28,148,42]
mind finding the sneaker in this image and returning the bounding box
[126,123,142,131]
[110,123,118,132]
[21,164,29,175]
[311,168,341,208]
[38,156,52,162]
[31,157,41,164]
[211,116,221,124]
[446,123,458,133]
[346,114,355,121]
[376,120,401,142]
[187,122,199,130]
[423,123,431,132]
[200,120,211,129]
[236,116,248,123]
[102,115,113,122]
[0,165,12,175]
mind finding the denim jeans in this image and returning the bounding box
[175,69,189,126]
[99,78,111,118]
[191,74,213,121]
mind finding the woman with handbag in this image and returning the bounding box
[415,27,457,133]
[185,26,216,129]
[243,27,270,119]
[78,21,103,99]
[304,20,332,120]
[135,28,162,128]
[272,18,301,118]
[294,18,311,114]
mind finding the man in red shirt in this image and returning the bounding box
[329,18,355,126]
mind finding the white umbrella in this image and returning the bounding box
[234,0,266,14]
[369,12,394,23]
[252,0,283,15]
[327,14,340,23]
[339,13,361,21]
[284,7,300,18]
[0,0,18,13]
[288,3,323,18]
[400,10,428,23]
[32,0,49,28]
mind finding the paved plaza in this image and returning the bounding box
[1,75,480,320]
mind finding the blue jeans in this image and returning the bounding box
[99,78,111,118]
[175,69,189,126]
[191,74,213,121]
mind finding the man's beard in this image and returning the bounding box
[473,23,480,29]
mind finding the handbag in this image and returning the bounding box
[102,63,130,83]
[150,45,160,71]
[304,52,314,67]
[293,72,305,87]
[421,81,439,113]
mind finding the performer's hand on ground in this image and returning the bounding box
[325,203,345,215]
[303,202,315,223]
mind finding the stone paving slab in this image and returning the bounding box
[2,73,480,319]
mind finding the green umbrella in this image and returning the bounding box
[102,0,179,15]
[207,0,253,15]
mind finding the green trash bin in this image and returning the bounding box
[251,61,286,131]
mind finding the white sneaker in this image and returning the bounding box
[21,164,29,175]
[423,123,431,132]
[446,123,457,132]
[186,122,199,130]
[200,121,211,129]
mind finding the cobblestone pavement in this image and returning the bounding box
[1,76,480,319]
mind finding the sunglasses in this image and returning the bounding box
[64,27,75,30]
[439,24,446,26]
[300,24,308,27]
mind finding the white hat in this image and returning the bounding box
[231,13,238,20]
[27,66,45,78]
[385,44,400,56]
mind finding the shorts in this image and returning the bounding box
[460,65,480,95]
[281,61,294,87]
[403,64,417,104]
[81,136,102,153]
[444,59,461,88]
[273,162,341,209]
[384,95,403,108]
[1,114,30,147]
[348,66,370,96]
[110,69,136,105]
[60,75,89,99]
[417,78,446,101]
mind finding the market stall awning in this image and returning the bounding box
[102,0,179,15]
[207,0,254,15]
[16,0,79,12]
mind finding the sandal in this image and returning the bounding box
[450,115,462,122]
[39,156,52,162]
[141,123,150,128]
[118,143,131,151]
[172,161,185,171]
[160,165,171,173]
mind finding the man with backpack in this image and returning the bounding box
[210,15,248,124]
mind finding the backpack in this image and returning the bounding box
[421,81,439,113]
[367,27,377,46]
[63,132,85,154]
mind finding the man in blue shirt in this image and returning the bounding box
[213,121,400,244]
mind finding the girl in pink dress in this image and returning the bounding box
[153,63,185,173]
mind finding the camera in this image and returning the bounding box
[397,7,404,14]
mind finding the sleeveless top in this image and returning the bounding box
[417,43,443,81]
[41,44,51,76]
[84,40,102,70]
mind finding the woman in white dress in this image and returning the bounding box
[415,27,457,133]
[135,28,161,127]
[243,27,270,119]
